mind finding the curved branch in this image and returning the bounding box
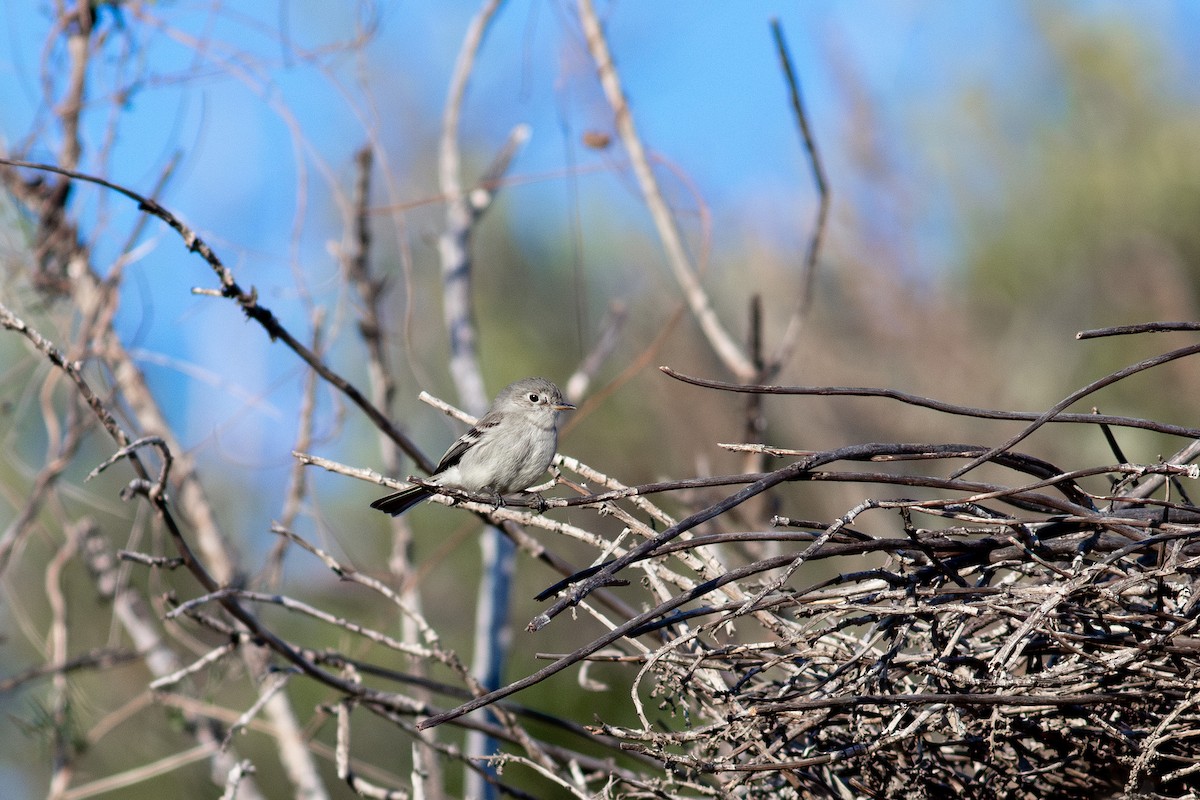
[0,157,434,475]
[661,364,1200,440]
[577,0,756,380]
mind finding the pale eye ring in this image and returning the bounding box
[528,393,540,403]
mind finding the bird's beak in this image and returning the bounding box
[553,401,576,411]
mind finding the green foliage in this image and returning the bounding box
[962,9,1200,320]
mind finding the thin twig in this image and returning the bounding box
[660,364,1200,440]
[766,18,830,375]
[0,157,433,474]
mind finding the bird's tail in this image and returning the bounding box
[370,486,430,516]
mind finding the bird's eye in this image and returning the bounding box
[528,393,540,403]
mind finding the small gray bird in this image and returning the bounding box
[370,377,575,516]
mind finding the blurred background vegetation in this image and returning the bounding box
[2,2,1200,797]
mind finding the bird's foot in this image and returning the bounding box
[505,491,547,513]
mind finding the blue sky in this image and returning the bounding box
[5,1,1198,279]
[0,4,1018,246]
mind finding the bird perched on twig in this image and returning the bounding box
[370,377,575,516]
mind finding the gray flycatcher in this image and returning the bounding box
[370,377,575,516]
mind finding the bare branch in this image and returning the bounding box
[0,157,433,473]
[766,18,831,375]
[576,0,756,380]
[950,341,1200,477]
[660,364,1200,439]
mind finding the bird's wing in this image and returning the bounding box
[432,413,502,472]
